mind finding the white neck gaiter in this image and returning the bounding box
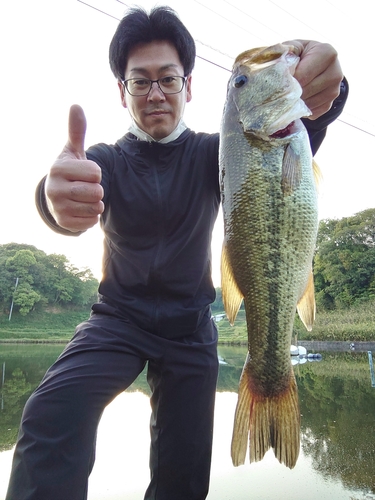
[128,119,187,144]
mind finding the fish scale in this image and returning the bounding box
[219,43,319,469]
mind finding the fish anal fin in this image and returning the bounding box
[281,144,302,195]
[221,243,243,325]
[231,355,251,466]
[297,270,316,331]
[231,358,300,469]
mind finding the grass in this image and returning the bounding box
[1,300,375,343]
[0,309,90,342]
[215,299,375,343]
[295,299,375,342]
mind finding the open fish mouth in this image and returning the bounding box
[270,121,296,139]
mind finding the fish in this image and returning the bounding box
[219,43,320,469]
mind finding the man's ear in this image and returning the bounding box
[186,75,193,103]
[118,81,127,108]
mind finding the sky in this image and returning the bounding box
[1,0,374,286]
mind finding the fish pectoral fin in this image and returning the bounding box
[281,144,302,195]
[221,243,243,325]
[231,358,300,469]
[297,270,316,331]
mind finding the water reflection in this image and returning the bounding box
[0,344,374,499]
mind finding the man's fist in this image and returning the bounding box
[45,105,104,232]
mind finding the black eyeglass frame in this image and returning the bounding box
[122,76,188,96]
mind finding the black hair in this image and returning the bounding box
[109,6,196,81]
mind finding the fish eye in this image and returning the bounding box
[233,75,247,88]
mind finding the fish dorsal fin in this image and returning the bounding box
[312,158,322,193]
[221,243,243,325]
[297,270,316,331]
[281,144,302,195]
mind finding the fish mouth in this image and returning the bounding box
[270,121,296,139]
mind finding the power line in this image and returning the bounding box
[195,39,234,63]
[77,0,233,71]
[196,54,231,73]
[77,0,121,20]
[192,0,267,43]
[267,0,332,43]
[223,0,284,39]
[76,0,373,139]
[336,119,375,138]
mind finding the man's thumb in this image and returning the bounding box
[67,104,87,159]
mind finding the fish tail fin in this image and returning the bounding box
[231,359,300,469]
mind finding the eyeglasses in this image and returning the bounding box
[122,76,187,96]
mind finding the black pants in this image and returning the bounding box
[6,313,219,500]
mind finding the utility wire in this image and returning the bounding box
[195,39,235,63]
[77,0,121,20]
[192,0,267,43]
[223,0,284,39]
[336,119,375,138]
[77,0,373,138]
[77,0,232,71]
[267,0,332,43]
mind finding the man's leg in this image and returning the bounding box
[5,315,146,500]
[144,320,219,500]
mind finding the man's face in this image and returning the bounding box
[119,40,192,140]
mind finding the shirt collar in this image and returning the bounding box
[128,119,187,144]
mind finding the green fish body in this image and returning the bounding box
[219,44,320,469]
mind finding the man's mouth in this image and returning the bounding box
[147,109,169,116]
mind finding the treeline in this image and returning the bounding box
[2,207,375,317]
[0,243,99,316]
[212,208,375,313]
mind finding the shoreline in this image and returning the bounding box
[1,339,375,352]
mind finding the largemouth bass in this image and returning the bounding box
[219,44,320,469]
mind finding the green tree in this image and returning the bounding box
[13,282,41,315]
[314,208,375,310]
[5,249,37,283]
[0,243,99,315]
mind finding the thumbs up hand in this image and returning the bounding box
[45,105,104,232]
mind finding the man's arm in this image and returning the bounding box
[303,77,348,155]
[36,105,104,235]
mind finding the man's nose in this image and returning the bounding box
[147,82,166,100]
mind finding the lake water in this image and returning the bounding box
[0,343,374,500]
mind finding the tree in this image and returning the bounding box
[13,282,41,316]
[5,250,37,283]
[0,243,99,315]
[314,208,375,310]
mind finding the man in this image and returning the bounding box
[6,5,348,500]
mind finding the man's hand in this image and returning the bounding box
[284,40,344,119]
[45,105,104,232]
